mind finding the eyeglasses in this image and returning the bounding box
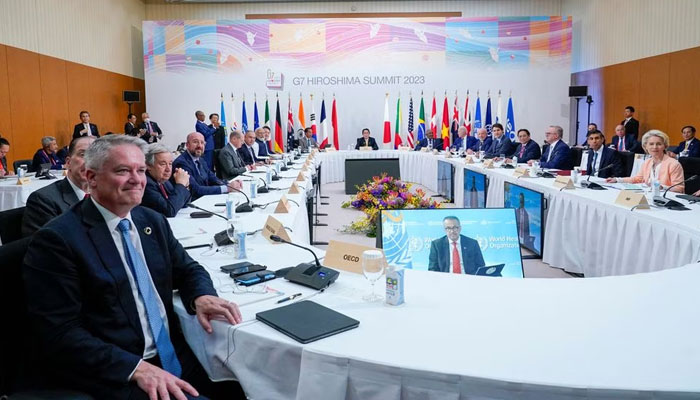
[444,226,461,231]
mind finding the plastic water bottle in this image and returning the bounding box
[250,181,257,199]
[266,169,272,185]
[652,179,660,198]
[225,193,234,219]
[512,156,518,165]
[385,265,405,306]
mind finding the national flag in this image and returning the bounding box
[274,95,284,153]
[253,97,260,130]
[485,95,492,135]
[417,96,426,141]
[287,95,295,151]
[506,96,516,140]
[451,93,459,144]
[474,95,482,129]
[430,94,437,135]
[310,95,317,140]
[394,96,402,149]
[407,96,415,148]
[241,97,248,132]
[264,97,270,128]
[496,91,503,124]
[331,96,339,150]
[383,94,391,146]
[230,93,238,131]
[219,93,227,127]
[319,97,329,149]
[297,94,306,131]
[441,93,450,149]
[462,93,471,136]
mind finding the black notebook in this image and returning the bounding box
[256,300,360,344]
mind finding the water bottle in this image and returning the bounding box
[234,231,247,259]
[385,265,405,306]
[250,180,257,199]
[225,193,235,219]
[266,169,272,185]
[652,179,660,198]
[512,156,518,165]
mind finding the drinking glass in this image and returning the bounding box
[361,250,387,302]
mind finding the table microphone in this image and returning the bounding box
[581,164,614,190]
[186,203,228,221]
[270,235,339,290]
[230,187,254,212]
[270,168,280,181]
[243,174,269,193]
[654,175,698,209]
[270,235,322,268]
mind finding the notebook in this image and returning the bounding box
[256,300,360,344]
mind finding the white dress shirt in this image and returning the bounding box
[448,238,465,274]
[84,123,92,136]
[66,176,87,200]
[591,146,604,176]
[252,141,260,156]
[546,140,560,162]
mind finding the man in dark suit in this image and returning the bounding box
[586,130,623,179]
[22,136,95,235]
[428,216,485,275]
[530,125,572,170]
[138,112,163,144]
[195,110,216,172]
[141,143,191,217]
[668,125,700,158]
[485,123,516,158]
[31,136,64,171]
[511,128,541,163]
[467,128,492,154]
[238,130,264,165]
[413,129,443,151]
[72,110,99,139]
[355,128,379,150]
[451,126,477,153]
[23,135,244,399]
[621,106,639,140]
[0,137,12,176]
[218,131,250,180]
[173,132,241,200]
[299,127,319,152]
[125,113,139,137]
[209,113,226,150]
[254,127,270,157]
[610,124,640,153]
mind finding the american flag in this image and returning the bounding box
[407,97,415,148]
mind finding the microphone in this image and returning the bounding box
[230,187,254,213]
[186,203,228,221]
[243,174,269,193]
[270,167,281,181]
[581,164,615,190]
[270,234,321,267]
[270,234,339,290]
[654,175,698,209]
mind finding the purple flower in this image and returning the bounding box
[351,200,361,208]
[379,200,387,208]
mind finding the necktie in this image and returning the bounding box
[83,193,90,200]
[85,123,91,136]
[452,241,461,274]
[547,143,553,162]
[117,219,181,377]
[365,139,369,147]
[147,122,153,135]
[519,143,526,158]
[159,183,169,199]
[194,160,202,177]
[591,152,598,176]
[249,146,255,161]
[621,139,625,152]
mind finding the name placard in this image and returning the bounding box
[296,172,305,181]
[288,182,301,194]
[513,166,529,178]
[262,215,292,244]
[359,146,372,151]
[482,159,494,168]
[464,156,474,164]
[323,240,382,274]
[325,146,337,152]
[444,151,452,158]
[615,190,650,209]
[397,145,411,151]
[553,175,575,189]
[274,194,292,213]
[432,149,439,155]
[16,177,31,185]
[420,147,429,152]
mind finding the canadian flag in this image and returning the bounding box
[430,94,437,135]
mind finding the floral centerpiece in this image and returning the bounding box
[341,174,441,237]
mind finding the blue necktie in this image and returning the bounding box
[194,160,202,177]
[117,219,182,377]
[591,152,598,175]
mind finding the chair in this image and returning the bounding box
[213,149,223,179]
[0,206,25,244]
[679,157,700,194]
[569,147,583,170]
[618,151,636,177]
[13,159,32,173]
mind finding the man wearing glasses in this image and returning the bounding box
[428,216,485,275]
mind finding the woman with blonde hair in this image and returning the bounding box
[606,129,685,193]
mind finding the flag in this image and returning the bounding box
[394,96,402,149]
[506,96,516,140]
[241,97,248,132]
[274,96,284,153]
[297,94,306,131]
[287,95,295,151]
[485,96,492,135]
[430,94,437,135]
[310,95,317,140]
[230,93,238,131]
[417,96,426,141]
[264,97,270,128]
[462,94,471,136]
[407,96,415,148]
[219,93,227,127]
[319,98,329,149]
[496,91,503,124]
[383,94,391,146]
[441,94,450,149]
[331,96,339,150]
[253,97,259,130]
[451,93,459,144]
[474,96,482,129]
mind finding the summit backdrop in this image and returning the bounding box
[143,17,572,150]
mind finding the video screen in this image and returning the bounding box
[504,182,544,256]
[437,160,454,202]
[380,208,524,278]
[464,169,487,208]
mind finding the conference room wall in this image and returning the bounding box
[571,46,700,146]
[0,44,146,169]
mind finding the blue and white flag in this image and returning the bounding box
[473,96,482,129]
[219,93,226,127]
[506,96,516,140]
[485,96,492,136]
[253,98,260,130]
[241,99,248,132]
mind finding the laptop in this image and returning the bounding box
[256,300,359,344]
[474,264,505,277]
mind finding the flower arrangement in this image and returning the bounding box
[341,174,441,236]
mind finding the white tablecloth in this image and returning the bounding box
[0,175,63,211]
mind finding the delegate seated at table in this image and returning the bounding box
[141,143,191,218]
[32,136,65,171]
[299,128,319,152]
[610,124,641,153]
[414,129,443,151]
[0,137,13,176]
[529,125,572,170]
[467,128,492,154]
[606,130,685,193]
[667,125,700,159]
[585,130,623,178]
[428,216,485,275]
[510,128,541,163]
[451,126,477,153]
[484,123,516,158]
[355,128,379,150]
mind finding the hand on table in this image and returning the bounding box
[605,177,617,183]
[173,168,190,187]
[131,360,199,400]
[193,295,242,333]
[227,180,242,191]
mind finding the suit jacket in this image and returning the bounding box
[31,149,64,171]
[23,200,216,397]
[138,121,163,144]
[300,136,319,152]
[676,137,700,158]
[428,235,485,275]
[355,137,379,150]
[172,151,225,200]
[124,122,138,136]
[238,144,261,165]
[1,156,7,174]
[72,123,99,139]
[141,172,191,218]
[623,155,685,192]
[513,140,542,163]
[539,140,572,170]
[21,178,79,236]
[469,137,492,153]
[218,143,247,180]
[414,137,443,151]
[56,146,69,164]
[255,138,270,157]
[485,136,517,158]
[210,124,226,150]
[622,117,639,139]
[452,136,477,152]
[611,134,640,153]
[195,120,216,151]
[586,147,623,179]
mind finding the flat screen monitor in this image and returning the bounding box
[437,160,454,202]
[464,169,487,208]
[379,208,524,278]
[504,182,545,256]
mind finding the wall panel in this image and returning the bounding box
[6,47,44,163]
[39,55,71,146]
[668,46,700,143]
[637,54,669,135]
[66,62,94,134]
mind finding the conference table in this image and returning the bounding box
[316,150,700,277]
[0,174,64,211]
[170,153,700,399]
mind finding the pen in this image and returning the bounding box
[276,293,302,304]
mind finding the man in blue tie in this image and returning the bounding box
[195,110,216,172]
[23,135,245,399]
[529,125,572,170]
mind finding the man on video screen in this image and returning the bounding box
[428,216,485,274]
